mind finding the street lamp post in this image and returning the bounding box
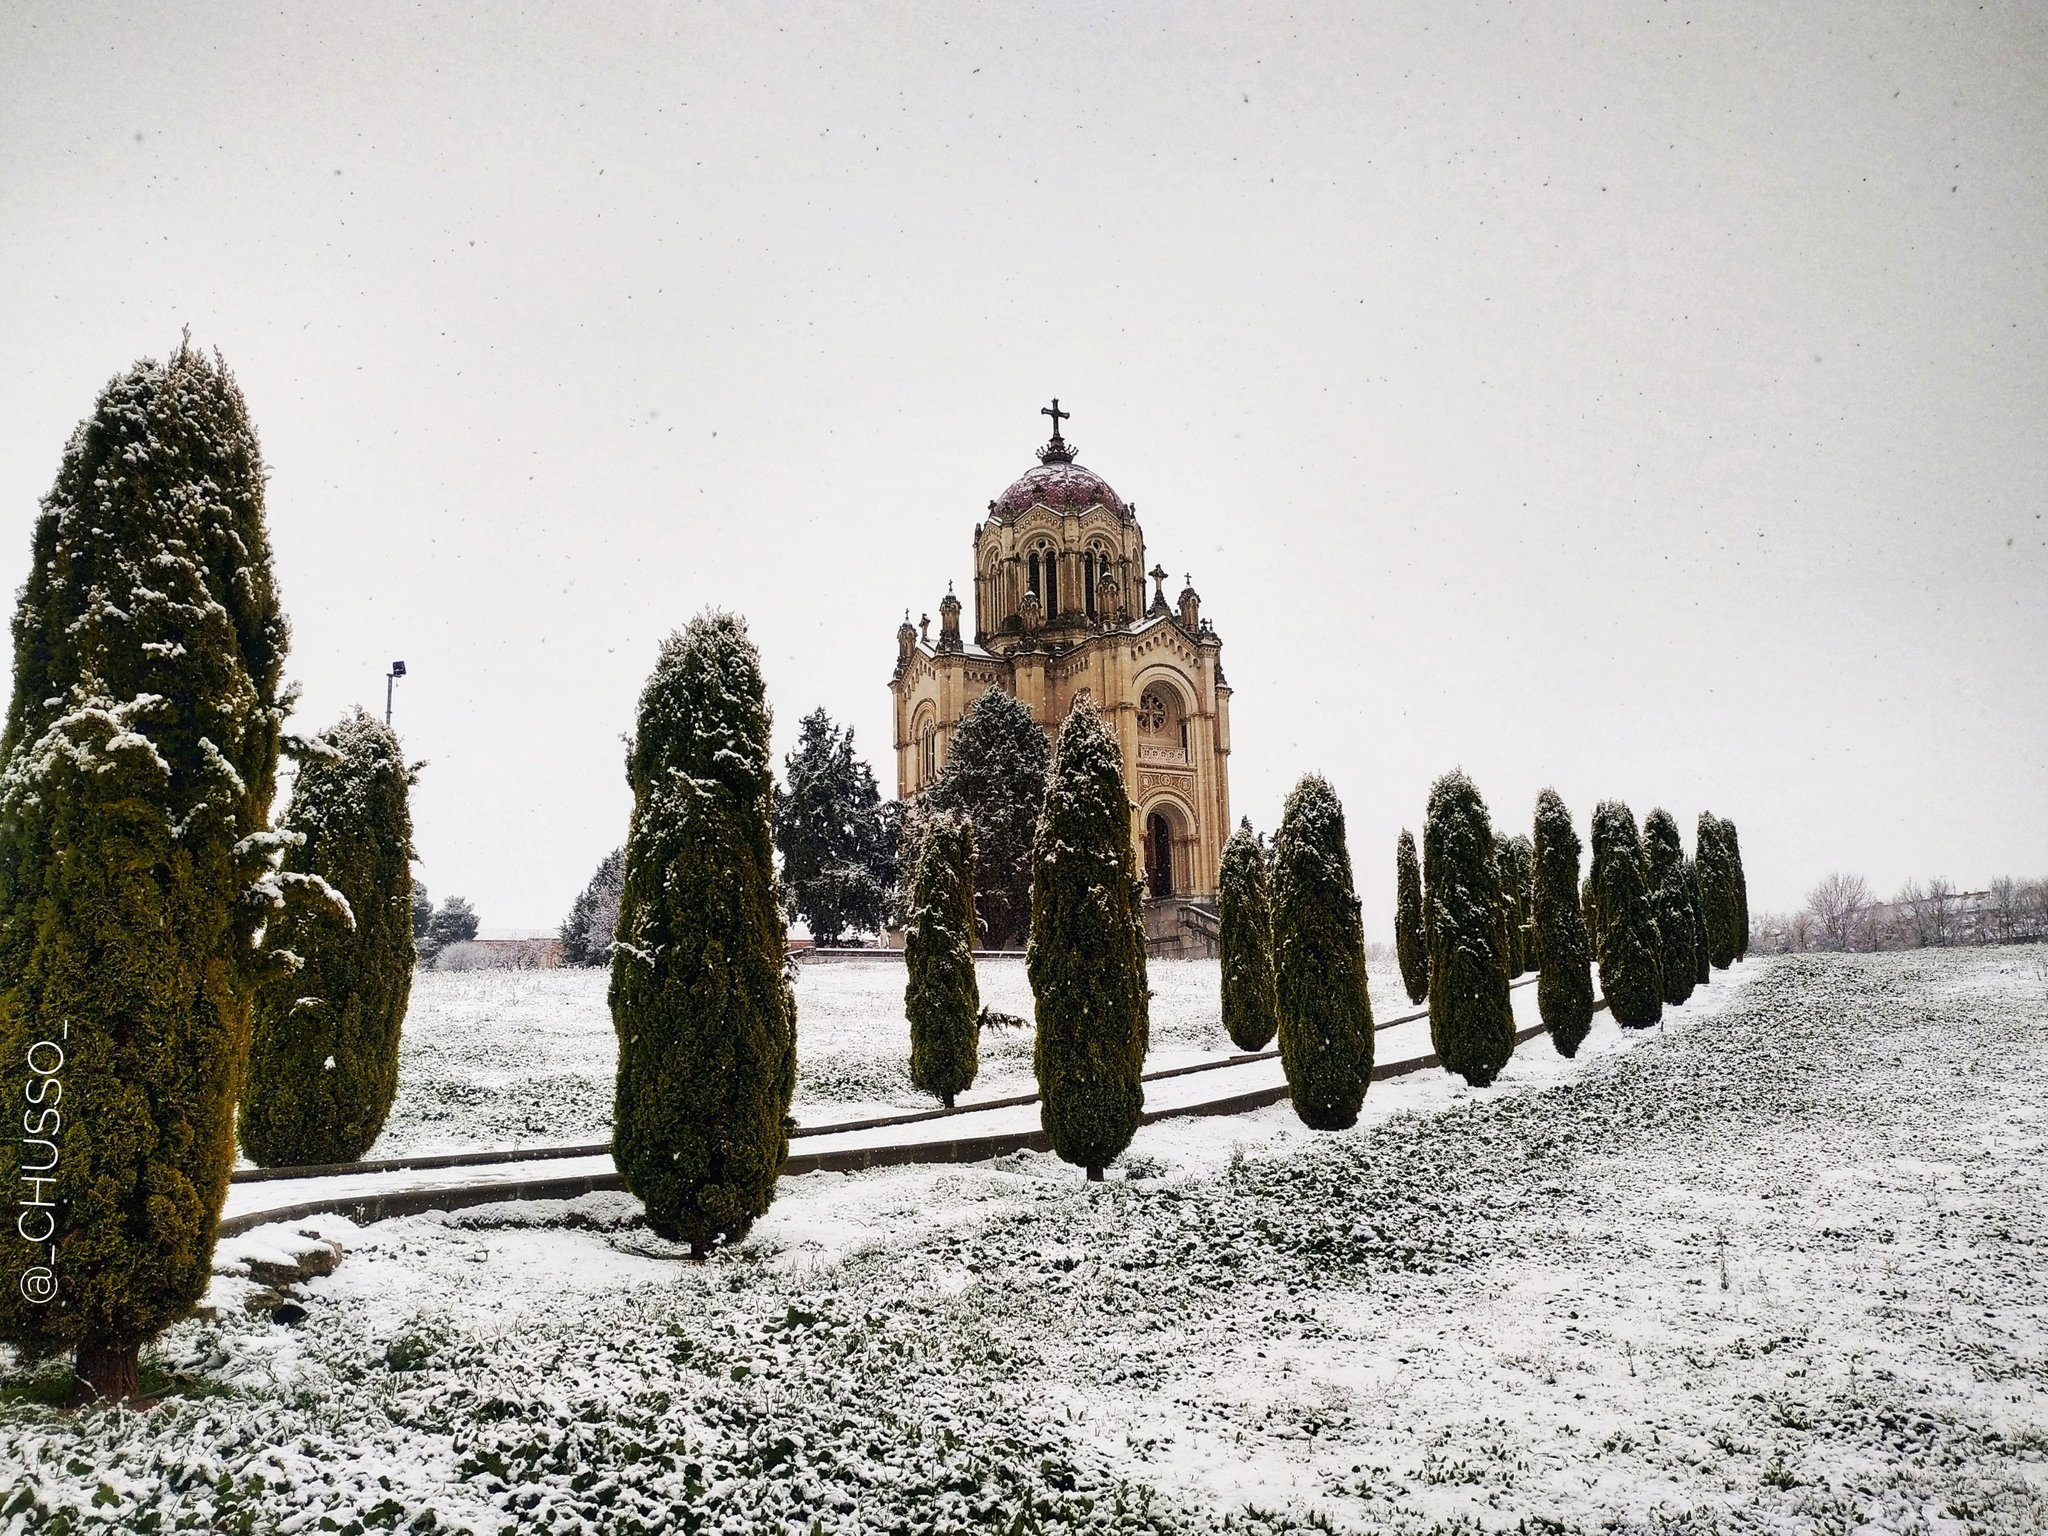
[385,660,407,726]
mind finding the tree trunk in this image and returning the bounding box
[1086,1165,1104,1183]
[75,1340,140,1403]
[687,1239,709,1262]
[942,1093,954,1110]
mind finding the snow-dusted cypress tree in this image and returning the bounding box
[1506,833,1537,976]
[1271,779,1376,1126]
[1029,700,1148,1180]
[1696,812,1741,969]
[1394,828,1429,1005]
[1592,801,1663,1028]
[1218,819,1280,1052]
[609,613,796,1257]
[241,710,416,1167]
[1726,819,1751,958]
[1643,809,1698,1008]
[0,345,296,1401]
[906,813,979,1107]
[1532,789,1596,1057]
[1424,772,1516,1086]
[1492,833,1522,977]
[1581,874,1600,965]
[1272,777,1374,1127]
[1685,857,1711,987]
[925,686,1050,949]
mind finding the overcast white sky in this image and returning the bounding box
[2,2,2042,936]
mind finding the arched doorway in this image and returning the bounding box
[1145,811,1176,898]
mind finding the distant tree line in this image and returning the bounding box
[1753,872,2048,954]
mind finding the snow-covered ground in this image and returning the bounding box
[8,949,2048,1534]
[365,956,1408,1157]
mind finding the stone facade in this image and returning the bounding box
[890,412,1231,900]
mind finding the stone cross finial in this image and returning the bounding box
[1149,565,1169,605]
[1041,398,1070,439]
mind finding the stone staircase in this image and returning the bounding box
[1145,897,1221,959]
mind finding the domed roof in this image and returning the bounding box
[991,459,1126,521]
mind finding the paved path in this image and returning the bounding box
[221,980,1569,1236]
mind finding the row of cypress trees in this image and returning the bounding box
[0,348,420,1401]
[1262,776,1758,1102]
[1214,778,1377,1129]
[1589,803,1748,1029]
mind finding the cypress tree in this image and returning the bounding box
[241,711,416,1167]
[1029,699,1148,1180]
[1532,789,1596,1057]
[1506,834,1537,975]
[1394,828,1428,1005]
[1581,874,1600,966]
[1642,809,1698,1008]
[1492,833,1522,976]
[1696,812,1740,969]
[609,613,796,1257]
[1726,819,1751,958]
[1591,801,1663,1028]
[1218,819,1280,1052]
[1423,771,1516,1086]
[1685,857,1711,988]
[1272,778,1375,1125]
[0,345,293,1400]
[905,813,979,1107]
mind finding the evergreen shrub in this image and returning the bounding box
[1272,777,1375,1126]
[1028,700,1147,1179]
[1685,857,1711,988]
[1696,813,1741,969]
[1218,820,1280,1052]
[1423,771,1516,1086]
[1532,789,1596,1056]
[1643,809,1699,1008]
[1592,801,1663,1028]
[1394,829,1429,1005]
[906,813,979,1107]
[609,613,796,1256]
[0,345,294,1400]
[241,710,416,1167]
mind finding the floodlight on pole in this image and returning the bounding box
[385,660,407,726]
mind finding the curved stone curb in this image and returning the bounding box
[218,996,1597,1239]
[230,979,1544,1187]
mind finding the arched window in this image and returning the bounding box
[1084,545,1109,618]
[1027,551,1041,602]
[912,706,940,790]
[1136,685,1189,764]
[1037,546,1058,618]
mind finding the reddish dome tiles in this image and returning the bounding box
[991,461,1126,521]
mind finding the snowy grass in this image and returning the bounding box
[366,957,1408,1157]
[9,950,2048,1534]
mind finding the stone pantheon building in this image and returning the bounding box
[891,403,1231,903]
